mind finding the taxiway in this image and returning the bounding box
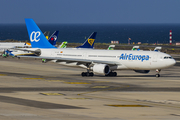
[0,55,180,120]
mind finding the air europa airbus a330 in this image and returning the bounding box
[18,18,176,77]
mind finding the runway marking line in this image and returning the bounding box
[78,86,129,95]
[63,82,91,84]
[82,94,180,110]
[93,81,110,83]
[23,78,44,80]
[45,80,64,82]
[0,74,6,76]
[91,86,109,88]
[106,104,151,107]
[66,98,91,100]
[40,93,65,96]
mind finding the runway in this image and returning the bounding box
[0,55,180,120]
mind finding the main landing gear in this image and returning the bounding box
[81,63,117,77]
[81,72,94,77]
[81,64,94,77]
[42,59,46,63]
[155,69,161,78]
[105,71,117,77]
[81,71,117,77]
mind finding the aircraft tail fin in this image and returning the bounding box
[58,41,68,48]
[132,46,140,51]
[48,31,59,46]
[25,18,56,48]
[107,45,115,50]
[76,32,97,48]
[154,47,162,52]
[44,31,50,39]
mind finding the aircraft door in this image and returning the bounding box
[152,54,158,62]
[83,52,87,59]
[51,51,56,57]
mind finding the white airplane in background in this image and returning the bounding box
[7,31,59,57]
[0,31,50,54]
[17,18,176,77]
[57,32,97,49]
[107,45,115,50]
[0,42,31,52]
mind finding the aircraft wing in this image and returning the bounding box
[12,48,41,56]
[17,56,121,65]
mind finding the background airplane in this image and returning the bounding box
[58,41,68,48]
[43,31,50,39]
[8,31,59,57]
[76,32,97,49]
[0,42,31,57]
[108,45,115,50]
[48,31,59,46]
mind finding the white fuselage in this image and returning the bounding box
[0,42,31,52]
[10,49,34,56]
[39,48,176,70]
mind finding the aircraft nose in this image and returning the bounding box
[172,59,176,65]
[168,59,176,67]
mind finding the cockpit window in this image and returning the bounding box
[164,56,172,59]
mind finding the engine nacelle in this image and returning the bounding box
[92,64,110,75]
[134,70,150,74]
[34,49,41,56]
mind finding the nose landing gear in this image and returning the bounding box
[156,69,161,78]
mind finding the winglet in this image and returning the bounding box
[25,18,56,48]
[76,32,97,48]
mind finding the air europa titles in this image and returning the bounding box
[119,53,149,62]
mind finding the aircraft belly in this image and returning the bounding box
[121,60,151,70]
[151,60,174,69]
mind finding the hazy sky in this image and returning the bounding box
[0,0,180,24]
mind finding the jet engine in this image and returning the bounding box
[92,64,110,75]
[134,70,150,73]
[34,49,41,56]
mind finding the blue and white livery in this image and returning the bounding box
[25,19,56,48]
[18,18,176,77]
[119,53,149,62]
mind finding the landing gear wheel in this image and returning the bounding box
[113,72,117,76]
[81,63,94,77]
[81,72,94,77]
[105,72,117,77]
[89,72,94,76]
[81,72,86,77]
[156,74,160,78]
[155,69,161,78]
